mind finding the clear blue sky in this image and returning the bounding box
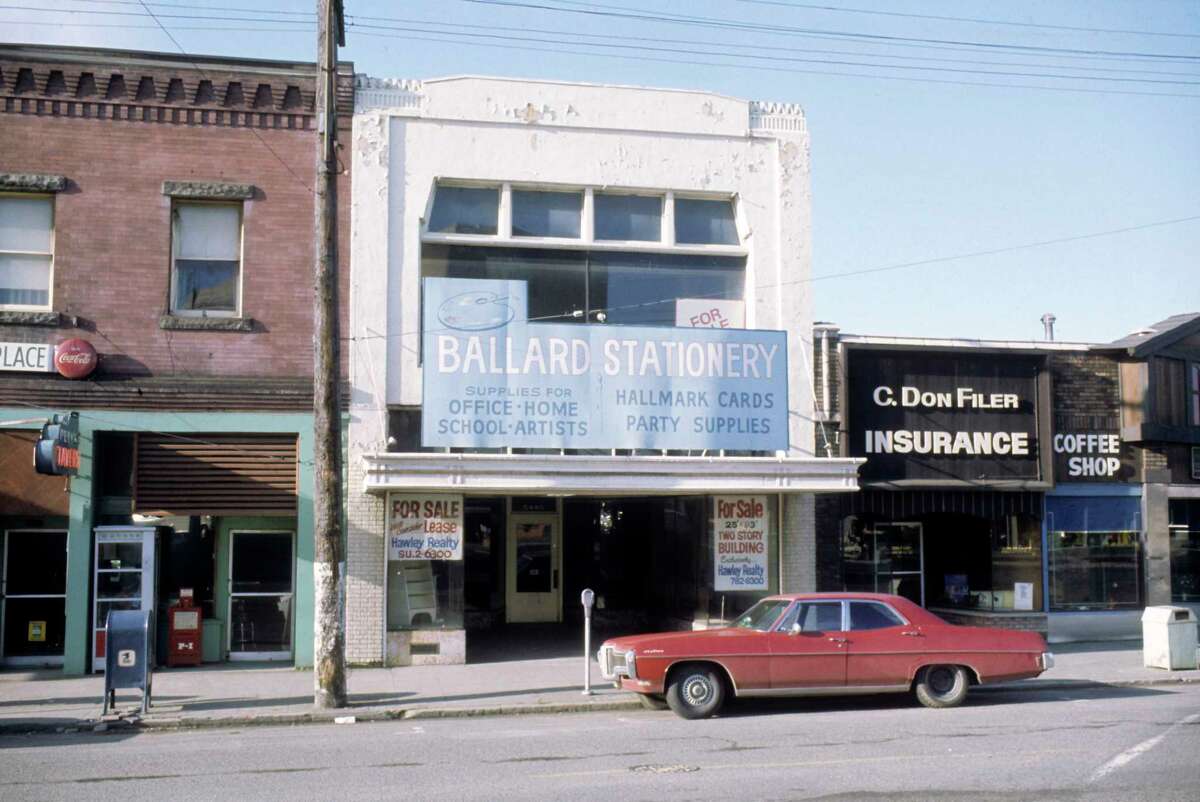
[6,1,1198,343]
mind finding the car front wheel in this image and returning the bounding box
[665,665,726,719]
[914,664,969,708]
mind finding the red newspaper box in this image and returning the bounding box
[167,589,202,667]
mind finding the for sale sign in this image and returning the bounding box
[387,494,464,561]
[713,495,769,591]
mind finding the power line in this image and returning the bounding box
[341,15,1200,80]
[349,27,1200,98]
[348,21,1200,87]
[737,0,1200,40]
[460,0,1200,61]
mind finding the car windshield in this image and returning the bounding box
[732,599,791,631]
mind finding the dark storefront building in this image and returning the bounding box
[813,313,1200,642]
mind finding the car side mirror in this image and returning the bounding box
[788,622,802,636]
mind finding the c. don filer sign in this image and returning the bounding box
[847,350,1041,482]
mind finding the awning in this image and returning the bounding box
[362,452,864,496]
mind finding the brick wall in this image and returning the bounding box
[0,71,351,383]
[815,494,844,591]
[345,457,385,664]
[933,609,1048,635]
[1048,352,1120,426]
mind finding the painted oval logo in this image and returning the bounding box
[437,291,515,331]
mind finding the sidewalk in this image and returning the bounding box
[2,642,1197,734]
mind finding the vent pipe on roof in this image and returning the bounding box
[1041,313,1056,341]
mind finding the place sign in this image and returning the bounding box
[0,341,53,373]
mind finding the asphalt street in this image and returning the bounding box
[2,684,1198,801]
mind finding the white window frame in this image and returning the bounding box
[169,199,244,318]
[420,180,747,258]
[0,192,55,312]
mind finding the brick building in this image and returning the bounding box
[812,314,1200,642]
[0,44,353,673]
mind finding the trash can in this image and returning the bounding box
[1141,606,1199,670]
[102,609,154,714]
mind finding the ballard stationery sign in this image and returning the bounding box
[421,278,788,451]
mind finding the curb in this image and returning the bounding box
[2,678,1196,736]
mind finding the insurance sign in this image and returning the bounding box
[421,278,788,451]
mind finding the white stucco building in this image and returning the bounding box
[346,74,862,666]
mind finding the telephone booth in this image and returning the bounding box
[92,526,161,672]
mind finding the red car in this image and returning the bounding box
[597,592,1054,719]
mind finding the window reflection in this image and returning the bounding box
[428,186,499,235]
[594,193,661,241]
[674,197,738,245]
[512,190,582,238]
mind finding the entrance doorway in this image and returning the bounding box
[228,530,294,660]
[506,504,561,623]
[1,529,67,666]
[843,521,925,606]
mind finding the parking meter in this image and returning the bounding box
[581,588,596,695]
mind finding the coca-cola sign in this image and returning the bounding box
[54,338,97,379]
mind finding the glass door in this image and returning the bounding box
[2,530,67,666]
[871,523,924,606]
[842,520,924,606]
[228,530,294,661]
[506,511,561,623]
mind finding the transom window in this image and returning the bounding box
[424,181,741,248]
[0,194,54,309]
[171,202,242,315]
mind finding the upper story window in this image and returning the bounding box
[594,192,661,242]
[512,190,582,239]
[427,186,498,235]
[170,202,242,316]
[1191,363,1200,427]
[674,197,739,245]
[422,181,741,249]
[0,194,54,309]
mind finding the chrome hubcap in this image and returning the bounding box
[929,668,955,695]
[682,675,713,706]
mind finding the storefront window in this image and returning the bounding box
[1169,500,1200,603]
[1047,496,1142,612]
[387,560,465,631]
[1049,531,1142,611]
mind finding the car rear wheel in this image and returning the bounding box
[665,665,725,719]
[637,693,669,711]
[914,664,969,708]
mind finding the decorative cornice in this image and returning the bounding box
[749,100,807,134]
[354,74,423,113]
[162,180,256,200]
[0,172,68,192]
[158,315,255,332]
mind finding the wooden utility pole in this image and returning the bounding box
[313,0,347,709]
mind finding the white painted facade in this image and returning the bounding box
[346,75,861,665]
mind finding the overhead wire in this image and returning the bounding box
[736,0,1200,40]
[347,21,1200,88]
[459,0,1200,61]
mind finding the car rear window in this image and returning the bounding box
[849,602,904,630]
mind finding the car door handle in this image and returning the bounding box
[827,636,847,643]
[900,630,923,637]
